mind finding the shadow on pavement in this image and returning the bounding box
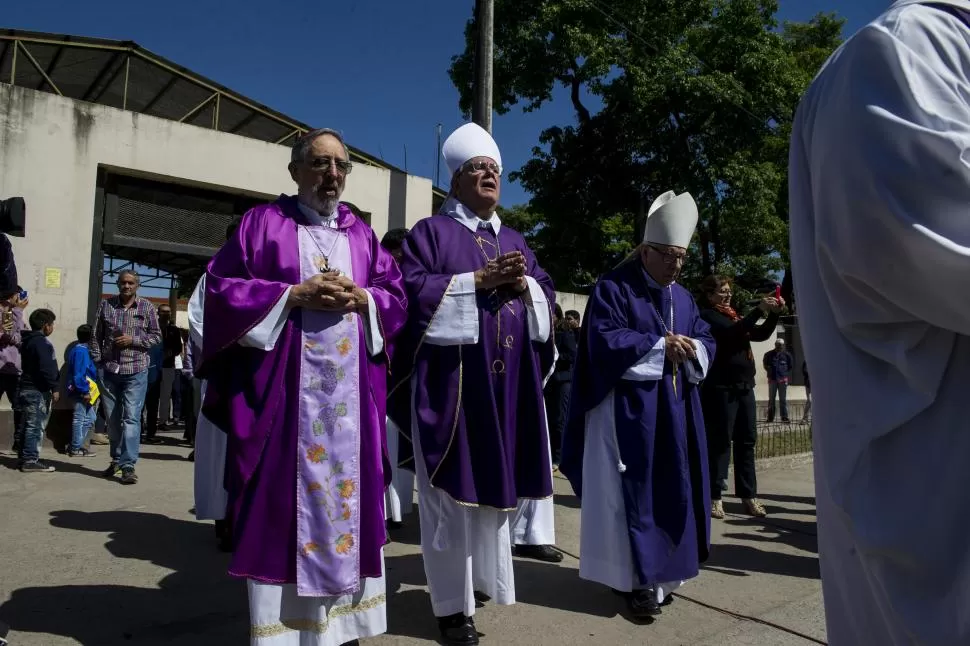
[553,492,580,510]
[0,509,246,645]
[755,492,816,506]
[0,454,104,479]
[384,551,623,627]
[703,542,820,580]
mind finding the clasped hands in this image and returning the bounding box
[289,272,368,313]
[665,333,697,364]
[474,251,528,293]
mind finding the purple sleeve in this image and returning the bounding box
[198,207,293,372]
[583,277,665,400]
[366,231,409,362]
[398,220,458,333]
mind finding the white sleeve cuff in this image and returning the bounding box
[524,276,552,343]
[683,339,710,384]
[425,272,480,346]
[362,290,384,357]
[239,287,291,350]
[621,336,666,381]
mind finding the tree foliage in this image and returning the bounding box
[450,0,844,294]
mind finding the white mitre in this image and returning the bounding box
[442,123,503,177]
[644,190,698,249]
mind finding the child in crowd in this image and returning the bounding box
[66,324,99,458]
[17,308,59,473]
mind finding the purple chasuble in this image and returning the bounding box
[388,214,556,509]
[560,260,715,586]
[197,196,408,595]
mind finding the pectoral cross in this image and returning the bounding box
[672,362,678,397]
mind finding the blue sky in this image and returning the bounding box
[6,0,884,208]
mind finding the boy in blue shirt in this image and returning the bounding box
[67,324,98,458]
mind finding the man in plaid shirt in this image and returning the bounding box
[90,269,161,485]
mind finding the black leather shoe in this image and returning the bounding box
[627,590,662,620]
[513,544,564,563]
[437,613,479,645]
[661,593,674,606]
[473,590,490,606]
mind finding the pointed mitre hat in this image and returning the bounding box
[643,190,698,249]
[442,123,503,177]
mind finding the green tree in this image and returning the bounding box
[450,0,844,295]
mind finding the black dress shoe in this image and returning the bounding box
[512,544,564,563]
[437,613,479,645]
[627,589,662,620]
[612,589,662,620]
[661,593,674,606]
[473,590,490,607]
[340,641,360,646]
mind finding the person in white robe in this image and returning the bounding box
[789,2,970,644]
[190,218,239,552]
[559,191,714,620]
[379,228,415,529]
[511,346,563,563]
[390,123,555,645]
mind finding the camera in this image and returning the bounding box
[0,197,26,300]
[0,198,26,237]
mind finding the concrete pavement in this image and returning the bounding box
[0,438,824,645]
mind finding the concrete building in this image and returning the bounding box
[0,30,444,358]
[0,29,443,446]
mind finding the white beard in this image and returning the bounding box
[299,190,339,217]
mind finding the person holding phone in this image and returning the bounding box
[698,276,783,519]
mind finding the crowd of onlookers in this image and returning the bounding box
[6,270,195,482]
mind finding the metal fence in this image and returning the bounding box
[755,420,813,460]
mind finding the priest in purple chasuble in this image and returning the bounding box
[560,190,715,621]
[387,123,556,646]
[196,128,408,646]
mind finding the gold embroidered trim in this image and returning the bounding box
[251,592,386,638]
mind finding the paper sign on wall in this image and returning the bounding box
[44,267,62,290]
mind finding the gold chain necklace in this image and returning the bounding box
[471,225,517,375]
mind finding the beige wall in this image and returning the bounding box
[555,292,588,318]
[0,83,433,355]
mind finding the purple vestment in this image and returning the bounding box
[197,196,408,595]
[388,214,556,509]
[560,260,715,586]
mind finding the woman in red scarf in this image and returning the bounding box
[698,275,783,519]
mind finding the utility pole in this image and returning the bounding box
[471,0,494,133]
[435,123,443,187]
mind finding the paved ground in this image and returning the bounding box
[0,436,824,645]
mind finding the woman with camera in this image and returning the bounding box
[698,276,784,519]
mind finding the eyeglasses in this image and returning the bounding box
[462,160,501,176]
[306,156,353,175]
[648,245,686,265]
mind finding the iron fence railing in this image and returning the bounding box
[755,420,813,460]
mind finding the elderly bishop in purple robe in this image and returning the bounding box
[388,123,555,646]
[197,128,408,646]
[560,190,715,621]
